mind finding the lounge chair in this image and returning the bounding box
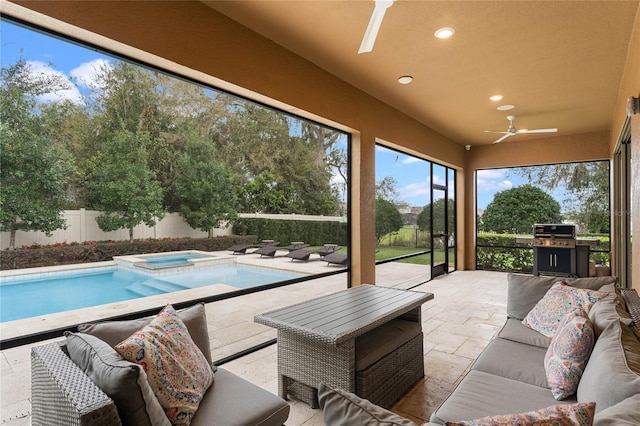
[323,252,348,266]
[254,242,309,258]
[285,245,342,262]
[228,241,278,255]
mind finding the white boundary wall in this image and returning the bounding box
[0,210,346,250]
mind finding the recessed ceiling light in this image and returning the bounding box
[398,76,413,84]
[489,95,504,101]
[434,27,455,39]
[497,104,515,111]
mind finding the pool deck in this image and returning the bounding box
[0,250,508,425]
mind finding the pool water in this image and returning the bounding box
[142,253,210,266]
[0,265,303,322]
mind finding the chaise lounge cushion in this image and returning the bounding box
[65,331,171,426]
[78,303,213,365]
[471,338,549,388]
[430,370,576,424]
[191,368,290,426]
[577,319,640,412]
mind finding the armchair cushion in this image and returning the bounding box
[65,331,170,426]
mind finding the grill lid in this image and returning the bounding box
[533,224,576,239]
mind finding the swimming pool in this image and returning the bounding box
[0,263,304,322]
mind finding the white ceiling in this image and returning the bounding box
[203,0,638,146]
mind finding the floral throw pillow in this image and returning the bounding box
[444,401,596,426]
[522,282,607,338]
[544,307,595,400]
[115,304,214,426]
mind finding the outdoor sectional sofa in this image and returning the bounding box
[317,274,640,425]
[30,303,290,426]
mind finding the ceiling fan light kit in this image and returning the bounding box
[485,115,557,143]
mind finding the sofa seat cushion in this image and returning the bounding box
[498,318,551,348]
[191,368,290,426]
[471,338,549,388]
[430,370,576,424]
[577,319,640,412]
[355,319,421,371]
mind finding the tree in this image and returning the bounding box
[174,134,238,237]
[512,162,609,233]
[87,129,164,240]
[0,59,74,248]
[375,198,403,243]
[416,198,455,235]
[481,185,562,234]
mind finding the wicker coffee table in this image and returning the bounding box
[255,284,434,407]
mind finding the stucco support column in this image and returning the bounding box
[630,97,640,291]
[350,131,377,286]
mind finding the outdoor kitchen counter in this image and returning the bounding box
[514,235,600,246]
[254,284,434,407]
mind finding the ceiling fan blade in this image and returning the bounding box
[484,130,509,134]
[493,133,514,144]
[358,0,394,54]
[519,128,558,133]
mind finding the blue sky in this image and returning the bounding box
[2,18,566,212]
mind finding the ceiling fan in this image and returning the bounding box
[358,0,394,54]
[484,115,558,143]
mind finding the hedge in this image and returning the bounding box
[232,218,348,247]
[0,235,256,270]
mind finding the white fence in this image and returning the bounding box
[0,210,346,250]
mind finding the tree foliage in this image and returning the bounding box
[87,129,164,240]
[375,198,403,243]
[173,134,238,237]
[416,198,455,235]
[0,58,74,248]
[481,185,562,234]
[512,162,609,233]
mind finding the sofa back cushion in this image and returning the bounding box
[78,303,212,365]
[577,319,640,412]
[507,274,617,320]
[65,332,171,426]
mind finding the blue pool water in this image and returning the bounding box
[143,253,210,266]
[0,265,303,322]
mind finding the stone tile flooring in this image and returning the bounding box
[0,255,508,425]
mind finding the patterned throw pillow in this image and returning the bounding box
[544,307,595,400]
[115,304,214,426]
[522,282,607,338]
[444,401,596,426]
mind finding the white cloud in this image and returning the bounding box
[402,156,421,165]
[477,178,513,192]
[477,169,507,180]
[27,60,84,105]
[400,180,430,202]
[70,58,111,88]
